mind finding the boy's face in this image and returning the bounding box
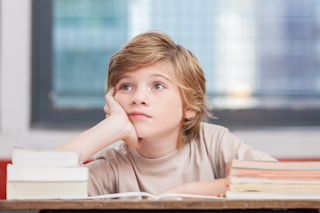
[114,63,184,139]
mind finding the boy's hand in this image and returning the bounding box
[147,180,227,200]
[104,87,141,149]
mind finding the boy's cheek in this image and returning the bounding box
[114,94,127,110]
[114,92,119,100]
[114,93,123,104]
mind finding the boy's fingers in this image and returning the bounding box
[105,87,116,105]
[225,177,230,187]
[103,104,110,114]
[146,196,155,200]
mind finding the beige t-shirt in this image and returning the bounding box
[85,122,276,198]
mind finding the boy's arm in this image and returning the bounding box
[55,87,141,163]
[151,179,228,199]
[55,117,124,163]
[180,179,228,196]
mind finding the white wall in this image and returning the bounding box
[0,0,83,158]
[0,0,319,160]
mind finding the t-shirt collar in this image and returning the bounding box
[128,143,191,170]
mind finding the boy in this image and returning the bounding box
[56,31,276,199]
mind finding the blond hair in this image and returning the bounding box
[106,31,215,148]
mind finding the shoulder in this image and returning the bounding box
[196,122,231,154]
[200,122,228,133]
[198,122,243,155]
[192,122,237,178]
[199,122,230,142]
[199,123,277,162]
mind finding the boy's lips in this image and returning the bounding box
[127,111,152,119]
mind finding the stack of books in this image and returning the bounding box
[6,147,88,200]
[225,159,320,199]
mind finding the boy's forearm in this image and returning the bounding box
[153,179,228,199]
[55,116,123,163]
[178,179,228,196]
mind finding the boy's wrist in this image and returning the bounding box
[177,183,189,194]
[98,116,125,144]
[108,114,128,137]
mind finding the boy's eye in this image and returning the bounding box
[153,83,165,90]
[121,85,133,90]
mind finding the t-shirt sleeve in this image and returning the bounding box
[201,123,277,179]
[83,149,119,196]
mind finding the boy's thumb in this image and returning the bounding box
[105,95,114,105]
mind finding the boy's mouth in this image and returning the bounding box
[127,111,152,118]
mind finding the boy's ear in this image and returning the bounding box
[184,108,197,119]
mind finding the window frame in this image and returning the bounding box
[31,0,320,129]
[32,0,105,129]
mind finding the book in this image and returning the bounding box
[229,183,320,192]
[226,159,320,171]
[61,191,226,200]
[7,181,88,200]
[7,147,88,200]
[12,146,81,167]
[7,164,88,181]
[226,191,320,200]
[227,167,320,177]
[225,160,320,199]
[227,176,320,185]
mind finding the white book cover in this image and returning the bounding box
[6,181,88,200]
[7,164,88,181]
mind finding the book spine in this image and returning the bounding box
[229,176,320,184]
[229,183,320,193]
[228,168,320,177]
[226,160,320,171]
[7,164,89,181]
[226,191,320,199]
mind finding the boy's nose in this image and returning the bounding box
[130,90,149,106]
[131,99,149,106]
[132,100,146,105]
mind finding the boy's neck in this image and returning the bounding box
[136,131,179,159]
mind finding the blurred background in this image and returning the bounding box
[1,0,320,199]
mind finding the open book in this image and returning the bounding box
[62,192,226,200]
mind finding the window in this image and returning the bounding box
[32,0,320,128]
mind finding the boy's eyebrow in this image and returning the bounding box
[117,75,132,82]
[150,74,172,83]
[117,74,172,83]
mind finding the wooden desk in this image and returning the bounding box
[1,199,320,212]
